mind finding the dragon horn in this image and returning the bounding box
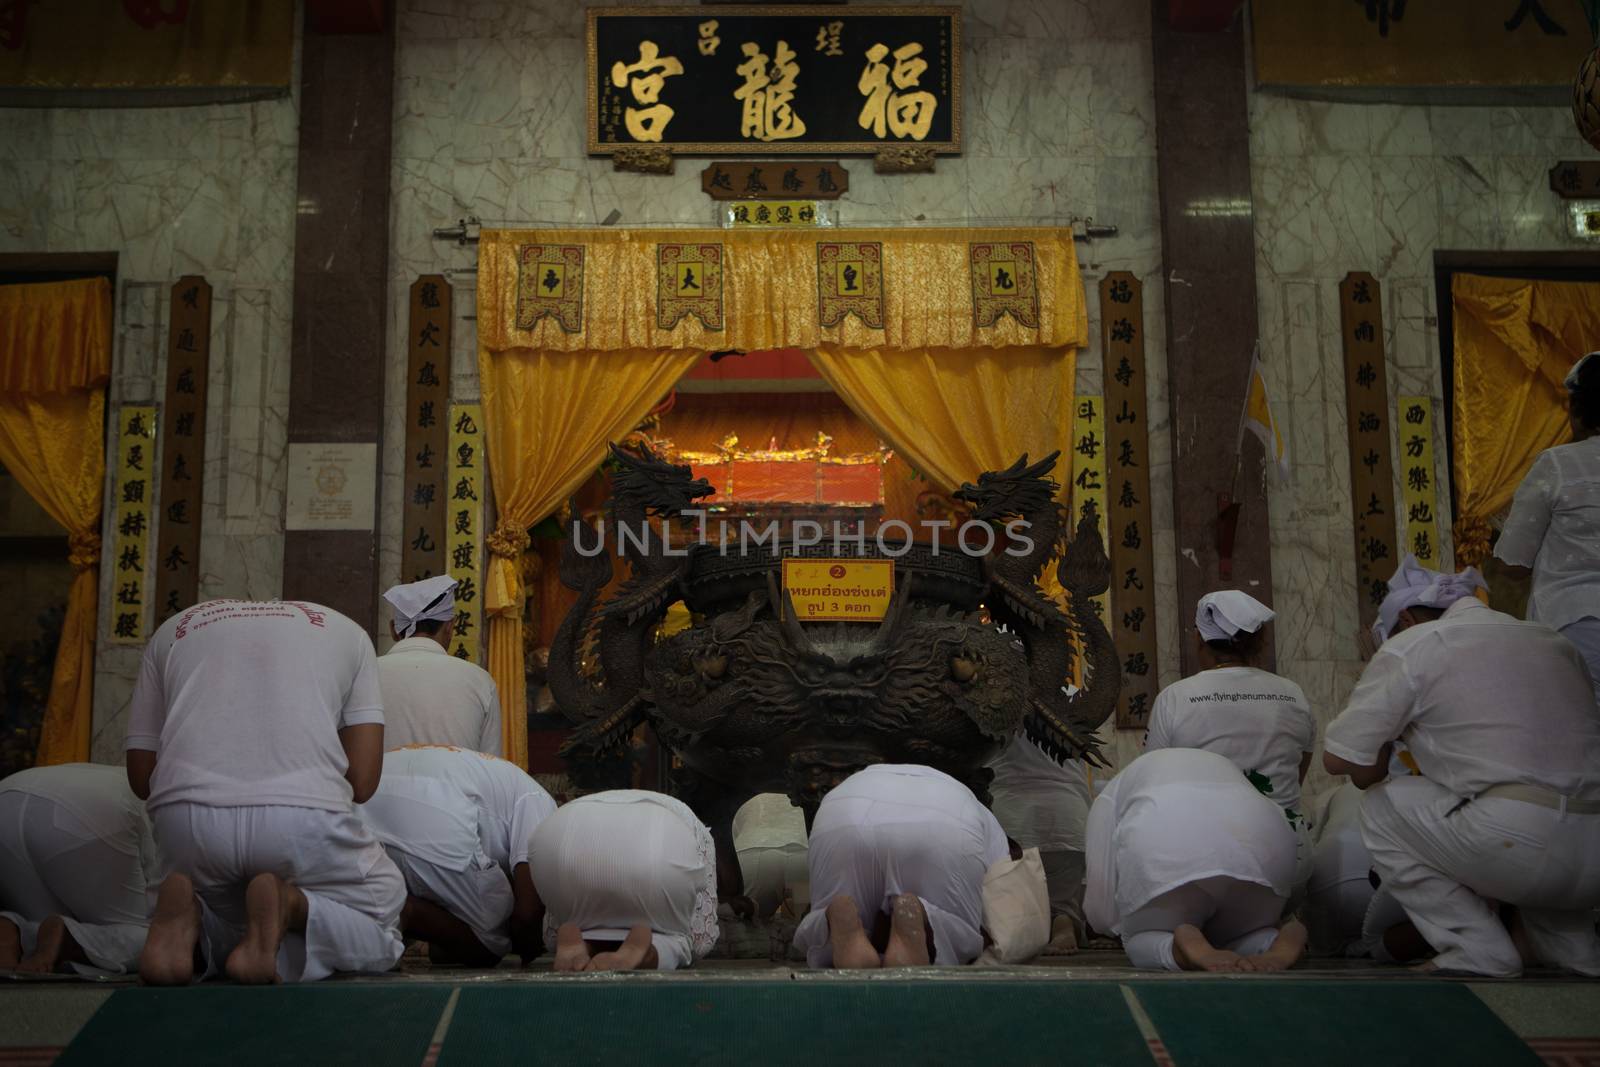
[867,573,915,654]
[1021,450,1062,479]
[766,572,820,657]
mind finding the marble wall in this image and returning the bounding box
[382,0,1181,772]
[1248,97,1594,794]
[0,61,301,761]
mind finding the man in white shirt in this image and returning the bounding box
[360,746,557,965]
[1323,557,1600,976]
[986,734,1092,954]
[1144,590,1317,885]
[1494,351,1600,705]
[0,763,158,975]
[126,599,406,985]
[379,576,502,754]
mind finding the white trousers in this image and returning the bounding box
[1040,849,1087,937]
[1360,776,1600,976]
[386,847,514,960]
[737,844,809,918]
[0,793,150,974]
[1119,875,1284,971]
[1561,618,1600,708]
[152,803,406,982]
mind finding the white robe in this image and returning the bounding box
[793,764,1010,968]
[1303,782,1377,956]
[529,790,718,971]
[1085,749,1294,970]
[0,764,158,974]
[732,793,809,918]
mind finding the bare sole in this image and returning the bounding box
[1244,920,1307,973]
[826,896,881,970]
[882,894,932,968]
[588,925,654,972]
[1040,915,1080,957]
[552,922,591,973]
[141,873,201,986]
[1173,924,1244,973]
[16,915,66,974]
[224,873,289,985]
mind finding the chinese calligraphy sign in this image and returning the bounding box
[1548,161,1600,200]
[447,403,485,665]
[1397,395,1441,567]
[403,276,452,585]
[700,160,849,200]
[969,241,1040,330]
[815,241,885,328]
[1069,394,1111,640]
[110,406,157,645]
[1339,272,1399,630]
[515,245,585,334]
[1100,272,1159,731]
[657,243,725,330]
[153,276,210,627]
[588,7,960,156]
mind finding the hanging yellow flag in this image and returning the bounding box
[1241,351,1290,483]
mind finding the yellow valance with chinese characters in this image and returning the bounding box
[475,227,1087,355]
[0,277,112,395]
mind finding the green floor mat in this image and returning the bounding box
[438,980,1149,1067]
[54,985,450,1067]
[1132,980,1540,1067]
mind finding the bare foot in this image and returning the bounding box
[17,916,69,974]
[882,894,933,968]
[1242,920,1306,973]
[826,896,881,970]
[588,924,657,971]
[0,917,20,969]
[1041,915,1080,957]
[1410,959,1440,974]
[553,923,592,973]
[141,873,202,985]
[1172,924,1244,972]
[224,873,306,985]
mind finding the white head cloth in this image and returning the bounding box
[1195,590,1275,643]
[383,574,458,638]
[1566,351,1598,391]
[1372,555,1486,644]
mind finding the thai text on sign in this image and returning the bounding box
[1339,272,1399,630]
[1101,272,1158,731]
[110,406,157,645]
[1396,395,1441,567]
[154,276,210,626]
[447,402,484,664]
[403,275,451,583]
[781,558,893,621]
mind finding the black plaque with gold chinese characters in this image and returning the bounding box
[153,277,210,626]
[1339,272,1399,631]
[402,276,451,584]
[589,6,960,155]
[1100,272,1158,731]
[701,160,848,199]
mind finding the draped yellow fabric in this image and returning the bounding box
[0,390,107,765]
[1451,274,1600,565]
[807,345,1076,494]
[0,278,112,394]
[477,227,1086,766]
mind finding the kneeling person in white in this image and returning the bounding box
[986,734,1092,955]
[1323,557,1600,977]
[379,576,502,754]
[0,763,158,974]
[361,746,556,965]
[1086,748,1306,972]
[794,764,1011,969]
[530,790,718,971]
[126,600,406,984]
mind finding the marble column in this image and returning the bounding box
[1150,2,1274,672]
[281,20,396,633]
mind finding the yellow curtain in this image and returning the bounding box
[1451,274,1600,565]
[0,276,112,766]
[477,346,700,767]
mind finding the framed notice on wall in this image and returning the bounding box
[588,5,961,155]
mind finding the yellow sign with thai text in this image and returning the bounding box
[781,558,893,621]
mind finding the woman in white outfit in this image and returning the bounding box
[0,763,158,975]
[986,734,1092,954]
[529,790,718,971]
[1086,748,1306,972]
[1494,351,1600,706]
[794,764,1011,969]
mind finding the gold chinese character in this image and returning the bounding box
[698,19,720,56]
[611,40,683,142]
[815,20,842,56]
[734,39,806,143]
[857,41,937,141]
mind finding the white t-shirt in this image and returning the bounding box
[732,792,808,852]
[1494,436,1600,631]
[378,637,502,755]
[986,734,1092,853]
[1144,666,1316,816]
[125,600,385,813]
[1324,598,1600,798]
[380,746,556,870]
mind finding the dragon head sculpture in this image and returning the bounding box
[952,450,1062,523]
[607,441,714,517]
[762,576,915,721]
